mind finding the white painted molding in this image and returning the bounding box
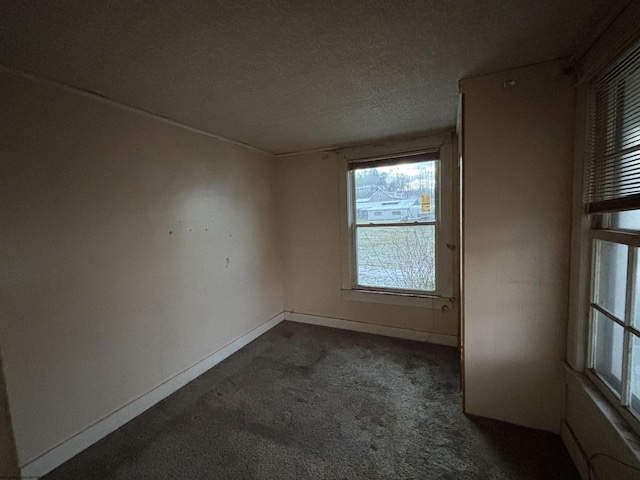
[285,312,458,347]
[560,420,589,480]
[563,366,640,479]
[0,64,272,157]
[573,0,640,82]
[20,312,285,478]
[275,128,454,158]
[340,288,447,308]
[334,129,452,161]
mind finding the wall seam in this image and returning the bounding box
[0,63,274,157]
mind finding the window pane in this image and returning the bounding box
[611,210,640,231]
[634,250,640,329]
[630,334,640,416]
[354,161,437,224]
[593,310,624,396]
[594,240,628,319]
[356,225,435,291]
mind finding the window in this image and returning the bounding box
[340,145,454,302]
[586,39,640,430]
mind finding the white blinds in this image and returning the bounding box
[588,40,640,214]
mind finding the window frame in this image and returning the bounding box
[348,155,440,295]
[582,38,640,437]
[338,135,455,307]
[586,226,640,436]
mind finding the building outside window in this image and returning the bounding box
[340,143,455,303]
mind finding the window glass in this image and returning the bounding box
[594,240,628,318]
[350,157,440,294]
[633,251,640,329]
[630,334,640,416]
[353,161,437,225]
[356,225,435,291]
[593,310,625,396]
[611,210,640,231]
[586,39,640,435]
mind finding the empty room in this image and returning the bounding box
[2,1,640,479]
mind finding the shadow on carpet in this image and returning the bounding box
[44,321,578,479]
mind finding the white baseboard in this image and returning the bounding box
[20,312,285,478]
[561,420,589,480]
[284,312,458,347]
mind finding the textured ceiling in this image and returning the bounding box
[0,0,619,155]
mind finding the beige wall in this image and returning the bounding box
[277,147,458,337]
[564,370,640,480]
[0,70,284,466]
[0,353,19,477]
[461,59,575,433]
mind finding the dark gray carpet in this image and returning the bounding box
[44,321,578,479]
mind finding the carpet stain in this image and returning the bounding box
[43,322,579,480]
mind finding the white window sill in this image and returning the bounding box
[341,288,452,309]
[564,364,640,466]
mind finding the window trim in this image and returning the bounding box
[338,133,455,307]
[568,81,640,449]
[586,227,640,437]
[566,1,640,465]
[580,37,640,437]
[349,155,440,295]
